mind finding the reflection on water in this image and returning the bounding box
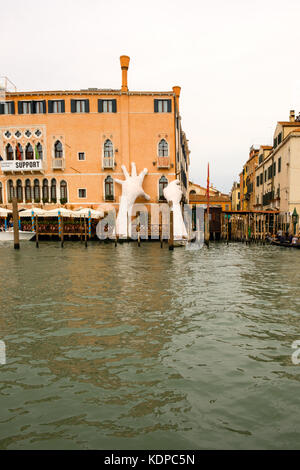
[0,241,300,449]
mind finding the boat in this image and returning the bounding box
[0,230,35,241]
[270,239,300,249]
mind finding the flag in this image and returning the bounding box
[35,145,40,160]
[206,163,210,202]
[16,144,22,160]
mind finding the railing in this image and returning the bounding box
[52,158,65,170]
[157,156,170,168]
[103,157,114,169]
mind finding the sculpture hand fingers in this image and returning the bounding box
[131,162,137,177]
[142,191,150,200]
[138,168,148,182]
[121,165,129,179]
[114,178,124,185]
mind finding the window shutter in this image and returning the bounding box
[31,101,36,114]
[71,100,76,113]
[42,100,46,113]
[98,99,103,113]
[18,101,23,114]
[112,99,117,113]
[61,100,65,113]
[48,100,53,113]
[85,99,90,113]
[0,103,4,114]
[11,102,15,114]
[167,99,172,113]
[154,99,158,113]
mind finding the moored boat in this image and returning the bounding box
[0,230,35,241]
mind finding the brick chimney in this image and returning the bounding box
[290,109,295,122]
[120,55,130,92]
[172,86,181,110]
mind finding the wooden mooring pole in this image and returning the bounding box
[169,204,174,251]
[12,197,20,250]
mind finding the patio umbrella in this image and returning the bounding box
[43,208,77,217]
[74,208,104,218]
[19,208,47,217]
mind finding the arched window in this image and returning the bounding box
[51,178,57,202]
[25,179,32,202]
[16,180,23,202]
[7,180,14,202]
[158,139,169,157]
[33,179,40,202]
[25,143,34,160]
[189,190,196,195]
[104,139,113,158]
[16,143,23,160]
[159,176,168,201]
[6,144,14,160]
[54,140,63,158]
[42,179,49,202]
[36,142,43,160]
[0,182,2,204]
[60,180,68,202]
[104,175,114,200]
[8,180,15,201]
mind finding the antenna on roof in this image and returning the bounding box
[0,77,17,100]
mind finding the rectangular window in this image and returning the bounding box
[259,154,263,164]
[78,188,86,198]
[154,99,172,113]
[76,100,86,113]
[264,170,267,182]
[35,101,44,113]
[48,100,65,113]
[256,175,259,187]
[71,99,89,113]
[278,132,282,145]
[273,136,277,149]
[0,101,15,114]
[98,99,117,113]
[260,173,263,185]
[22,101,32,114]
[278,157,281,173]
[78,152,85,161]
[273,161,276,176]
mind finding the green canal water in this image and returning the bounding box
[0,241,299,450]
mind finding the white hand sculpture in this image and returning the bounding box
[114,163,150,237]
[163,179,188,240]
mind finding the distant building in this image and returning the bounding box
[254,110,300,227]
[230,181,240,210]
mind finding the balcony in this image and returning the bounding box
[157,156,170,168]
[0,159,45,173]
[102,157,114,169]
[52,158,65,170]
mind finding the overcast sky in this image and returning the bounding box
[2,0,300,192]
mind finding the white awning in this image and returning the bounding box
[0,208,12,217]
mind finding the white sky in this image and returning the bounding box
[2,0,300,193]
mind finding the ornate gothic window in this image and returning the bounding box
[158,139,169,157]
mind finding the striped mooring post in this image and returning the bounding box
[31,210,35,232]
[58,210,62,247]
[88,210,92,238]
[4,217,7,231]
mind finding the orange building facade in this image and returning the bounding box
[0,56,190,210]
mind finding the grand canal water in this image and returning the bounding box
[0,241,299,450]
